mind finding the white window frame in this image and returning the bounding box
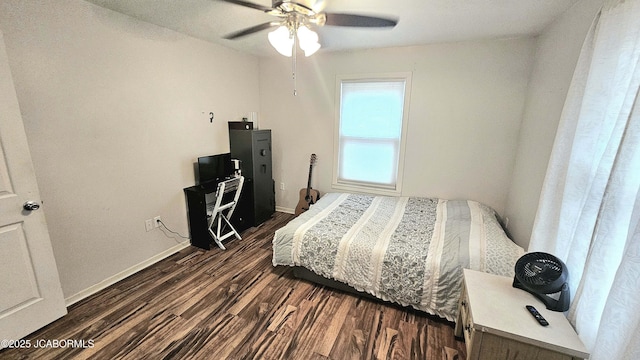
[332,72,412,196]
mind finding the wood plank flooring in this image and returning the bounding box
[0,212,466,360]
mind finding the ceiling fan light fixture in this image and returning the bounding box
[296,25,321,56]
[268,25,294,57]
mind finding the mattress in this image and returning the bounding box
[272,192,524,321]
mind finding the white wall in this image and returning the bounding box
[0,0,260,301]
[260,39,535,216]
[504,0,606,249]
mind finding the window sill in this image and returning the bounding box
[331,182,402,197]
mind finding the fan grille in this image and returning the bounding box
[515,252,566,291]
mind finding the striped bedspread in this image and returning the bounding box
[272,193,524,321]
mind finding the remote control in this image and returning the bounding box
[526,305,549,326]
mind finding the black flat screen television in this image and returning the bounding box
[197,153,232,185]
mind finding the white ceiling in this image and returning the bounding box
[85,0,579,57]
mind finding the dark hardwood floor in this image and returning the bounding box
[0,212,466,360]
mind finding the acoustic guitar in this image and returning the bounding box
[295,154,320,216]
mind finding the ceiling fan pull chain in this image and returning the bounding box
[292,33,297,96]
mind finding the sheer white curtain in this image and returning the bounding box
[528,0,640,358]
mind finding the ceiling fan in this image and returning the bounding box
[220,0,398,57]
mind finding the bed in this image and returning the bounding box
[272,192,525,321]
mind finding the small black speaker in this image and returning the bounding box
[228,121,253,130]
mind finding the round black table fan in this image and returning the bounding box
[512,252,570,312]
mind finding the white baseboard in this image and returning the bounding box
[64,241,190,306]
[276,206,295,214]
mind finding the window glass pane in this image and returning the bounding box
[340,81,405,139]
[340,139,397,185]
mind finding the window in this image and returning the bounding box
[333,73,411,195]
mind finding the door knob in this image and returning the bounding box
[23,201,40,211]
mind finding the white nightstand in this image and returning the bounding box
[455,269,589,360]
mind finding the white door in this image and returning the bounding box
[0,31,67,346]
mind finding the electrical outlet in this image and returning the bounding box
[280,182,285,190]
[154,216,161,228]
[145,219,153,232]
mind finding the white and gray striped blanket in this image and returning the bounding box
[272,193,524,321]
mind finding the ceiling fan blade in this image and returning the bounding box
[223,22,277,40]
[218,0,273,12]
[323,13,398,28]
